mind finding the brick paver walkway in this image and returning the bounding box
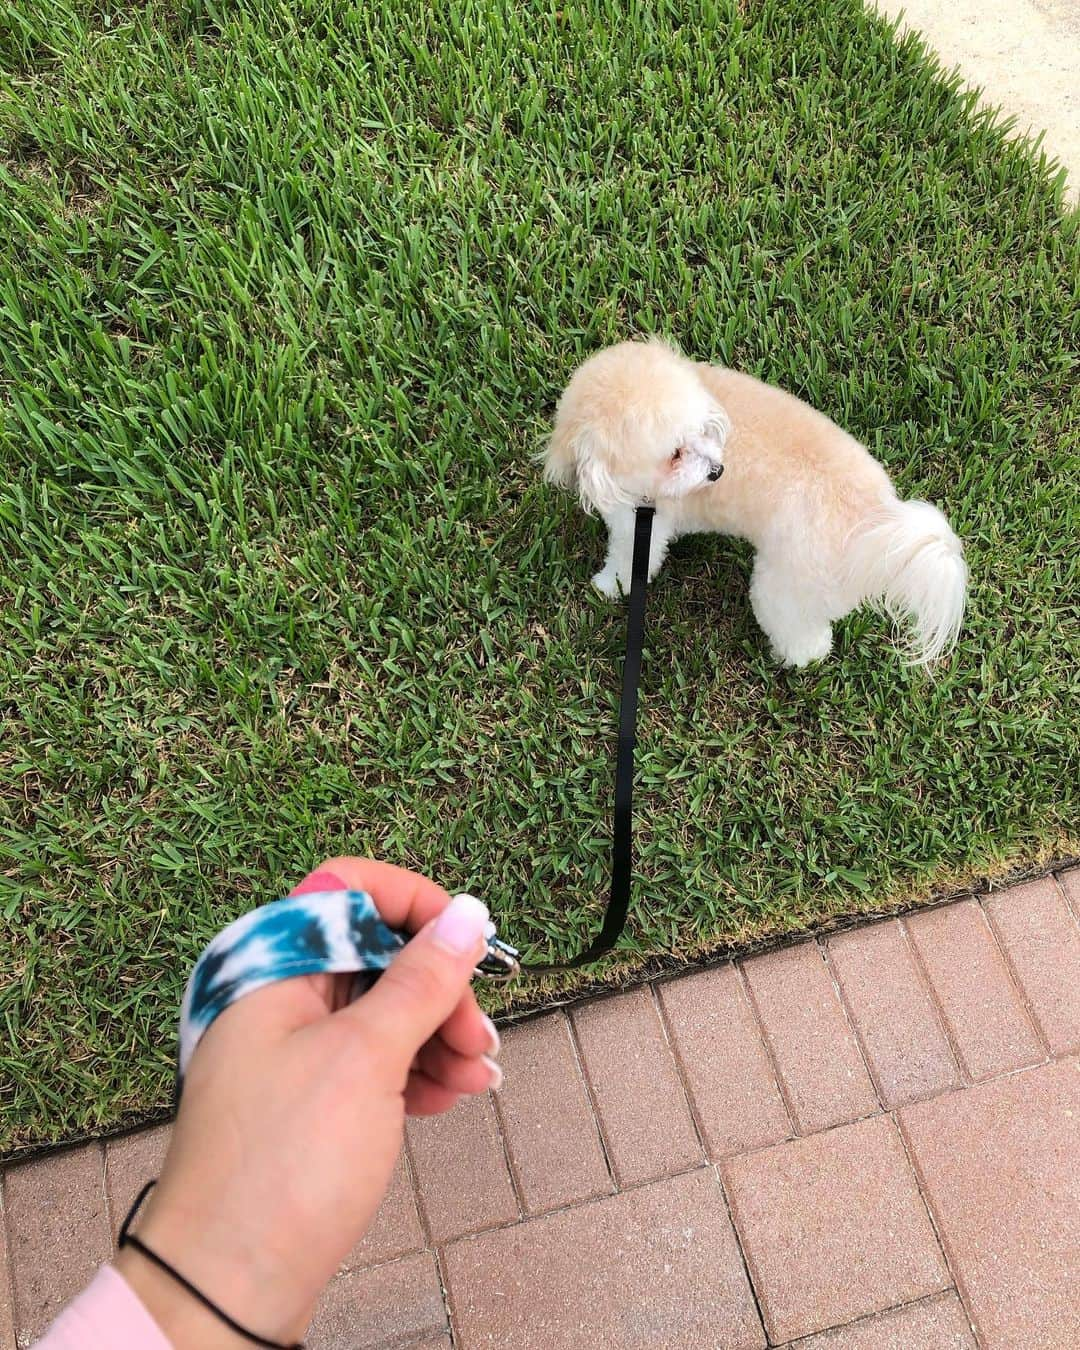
[2,869,1078,1348]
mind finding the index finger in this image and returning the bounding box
[292,858,496,1058]
[297,856,454,934]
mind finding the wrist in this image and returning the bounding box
[114,1247,253,1350]
[115,1190,314,1350]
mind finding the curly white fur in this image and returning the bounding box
[544,339,966,667]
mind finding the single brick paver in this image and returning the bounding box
[905,898,1044,1079]
[984,877,1080,1054]
[722,1115,949,1343]
[407,1093,517,1243]
[657,964,791,1158]
[342,1152,424,1271]
[494,1013,611,1214]
[4,1145,112,1345]
[443,1167,764,1350]
[571,988,702,1186]
[741,943,878,1133]
[784,1292,976,1348]
[104,1125,170,1240]
[826,920,960,1107]
[308,1252,447,1350]
[901,1057,1080,1349]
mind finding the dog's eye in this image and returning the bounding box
[671,447,683,462]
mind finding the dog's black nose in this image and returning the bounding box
[707,464,724,482]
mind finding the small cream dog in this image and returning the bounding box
[543,339,967,666]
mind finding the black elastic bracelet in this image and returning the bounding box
[118,1180,305,1350]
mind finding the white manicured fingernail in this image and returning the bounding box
[483,1055,503,1091]
[482,1016,500,1055]
[432,894,489,955]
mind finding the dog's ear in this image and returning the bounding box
[542,417,579,490]
[543,424,622,515]
[574,438,623,516]
[544,421,626,515]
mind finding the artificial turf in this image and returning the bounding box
[1,0,1077,1154]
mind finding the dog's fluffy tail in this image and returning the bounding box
[848,499,967,665]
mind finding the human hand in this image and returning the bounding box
[115,857,501,1347]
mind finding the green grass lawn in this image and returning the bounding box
[1,0,1077,1156]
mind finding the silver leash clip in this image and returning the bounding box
[476,934,521,982]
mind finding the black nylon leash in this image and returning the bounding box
[520,504,655,974]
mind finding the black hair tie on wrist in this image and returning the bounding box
[118,1180,305,1350]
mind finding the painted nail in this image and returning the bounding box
[483,1055,503,1091]
[482,1015,501,1056]
[290,868,348,896]
[432,893,490,956]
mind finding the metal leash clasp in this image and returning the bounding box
[476,934,521,982]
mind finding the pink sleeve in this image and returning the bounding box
[34,1265,172,1349]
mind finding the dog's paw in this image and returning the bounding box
[591,569,623,599]
[774,627,833,668]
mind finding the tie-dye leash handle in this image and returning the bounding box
[176,889,519,1097]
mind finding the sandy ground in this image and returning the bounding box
[873,0,1079,203]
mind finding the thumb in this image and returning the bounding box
[347,893,489,1062]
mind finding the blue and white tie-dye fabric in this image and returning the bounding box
[177,889,405,1091]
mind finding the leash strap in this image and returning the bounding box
[175,889,404,1089]
[525,504,655,972]
[174,891,517,1096]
